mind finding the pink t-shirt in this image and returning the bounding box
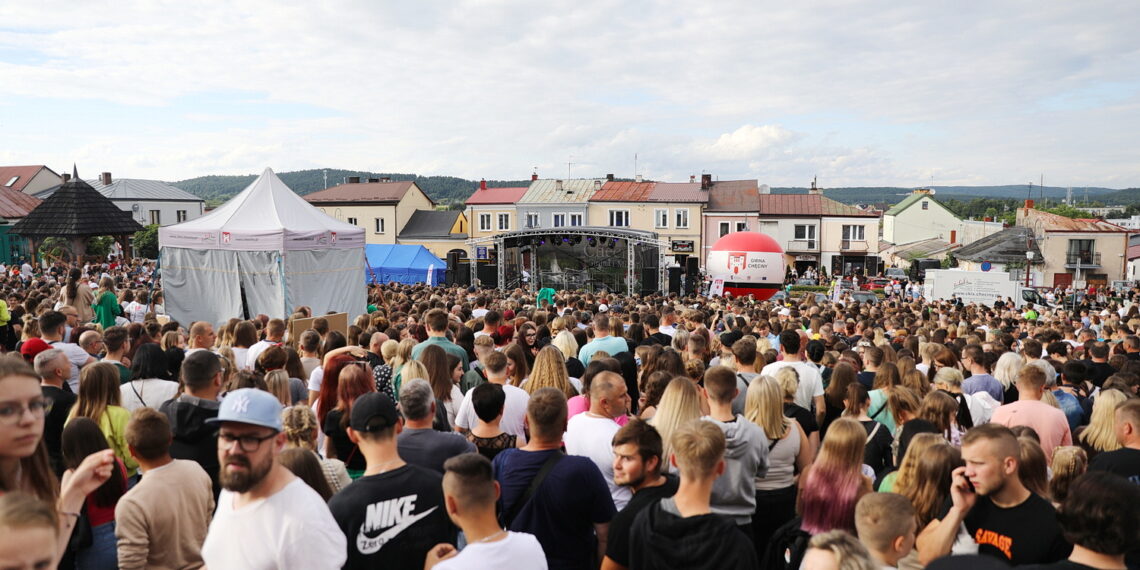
[990,400,1072,462]
[566,395,629,426]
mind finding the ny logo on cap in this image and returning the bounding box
[231,394,250,414]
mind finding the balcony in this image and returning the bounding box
[841,240,868,252]
[1065,252,1101,268]
[786,239,818,252]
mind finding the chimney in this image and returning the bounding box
[635,174,643,183]
[380,177,391,183]
[555,180,563,191]
[1025,199,1035,210]
[759,184,771,195]
[690,175,696,183]
[594,180,602,190]
[606,173,614,181]
[62,173,71,183]
[984,216,993,222]
[532,171,539,181]
[367,178,379,183]
[348,176,361,184]
[809,176,821,195]
[480,179,487,190]
[701,174,712,190]
[101,172,112,185]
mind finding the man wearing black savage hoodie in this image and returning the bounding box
[628,420,757,569]
[159,350,223,497]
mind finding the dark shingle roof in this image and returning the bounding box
[398,210,467,239]
[11,175,143,238]
[954,226,1040,263]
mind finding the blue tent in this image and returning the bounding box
[365,244,445,286]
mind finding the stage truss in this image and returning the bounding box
[466,226,669,294]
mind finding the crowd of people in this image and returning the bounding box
[1,257,1140,569]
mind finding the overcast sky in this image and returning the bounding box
[2,1,1137,187]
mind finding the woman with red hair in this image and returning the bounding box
[321,362,375,479]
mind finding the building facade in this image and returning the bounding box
[515,178,603,230]
[304,178,434,245]
[883,189,962,245]
[1017,201,1130,287]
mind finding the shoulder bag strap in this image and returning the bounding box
[129,380,146,408]
[865,422,880,443]
[502,451,564,529]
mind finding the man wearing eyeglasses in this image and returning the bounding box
[201,388,346,569]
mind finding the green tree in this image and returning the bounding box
[1042,204,1093,219]
[133,225,160,258]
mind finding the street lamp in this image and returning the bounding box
[1025,250,1034,289]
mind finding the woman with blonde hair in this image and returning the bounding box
[1048,446,1087,507]
[525,345,577,399]
[550,330,585,384]
[1076,388,1128,461]
[389,337,416,396]
[898,439,960,528]
[265,370,292,406]
[67,362,139,479]
[993,351,1024,403]
[774,366,820,453]
[281,405,351,494]
[1017,436,1049,499]
[881,432,945,493]
[649,377,705,461]
[746,376,811,555]
[797,417,872,534]
[868,362,902,433]
[372,339,399,399]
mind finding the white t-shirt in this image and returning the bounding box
[760,360,824,412]
[308,367,324,393]
[245,340,278,370]
[434,531,547,570]
[231,347,251,371]
[471,308,488,319]
[454,382,530,439]
[202,478,346,570]
[125,301,147,323]
[49,341,90,393]
[563,413,631,510]
[119,379,181,412]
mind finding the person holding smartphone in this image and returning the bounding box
[915,424,1070,566]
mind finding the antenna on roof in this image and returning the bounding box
[634,153,638,178]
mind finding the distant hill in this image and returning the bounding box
[171,169,1134,208]
[173,169,530,206]
[772,185,1125,205]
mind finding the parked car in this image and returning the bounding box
[885,268,907,281]
[851,291,878,304]
[861,278,892,291]
[769,290,788,303]
[794,278,817,286]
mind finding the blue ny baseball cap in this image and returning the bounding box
[207,388,284,432]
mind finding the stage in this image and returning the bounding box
[466,227,668,294]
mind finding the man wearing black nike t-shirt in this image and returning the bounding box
[328,393,456,570]
[601,419,678,570]
[918,424,1070,566]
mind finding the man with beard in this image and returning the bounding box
[200,388,346,569]
[600,419,678,570]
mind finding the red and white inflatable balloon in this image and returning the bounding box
[706,231,785,299]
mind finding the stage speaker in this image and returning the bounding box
[640,267,659,296]
[455,260,471,287]
[668,267,682,295]
[444,269,455,285]
[447,251,461,270]
[477,264,498,289]
[685,257,700,276]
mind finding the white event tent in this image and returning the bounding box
[158,168,366,326]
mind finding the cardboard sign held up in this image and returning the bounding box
[289,312,350,342]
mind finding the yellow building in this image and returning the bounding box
[397,210,470,259]
[1016,201,1130,287]
[464,180,530,241]
[304,177,433,244]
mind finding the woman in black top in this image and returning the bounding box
[844,383,894,478]
[821,362,858,438]
[322,364,375,478]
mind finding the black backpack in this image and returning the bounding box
[761,516,811,570]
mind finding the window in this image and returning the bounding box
[794,224,816,248]
[498,213,510,230]
[149,210,161,225]
[3,176,17,187]
[478,213,491,231]
[675,209,689,229]
[525,213,540,228]
[921,201,929,210]
[346,217,358,226]
[375,218,386,233]
[609,210,630,227]
[842,225,865,241]
[735,221,748,232]
[552,213,566,227]
[569,213,583,226]
[1068,239,1094,264]
[176,210,188,223]
[719,222,730,237]
[655,209,668,228]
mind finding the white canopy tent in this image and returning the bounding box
[158,168,366,326]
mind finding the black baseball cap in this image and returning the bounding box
[350,392,400,432]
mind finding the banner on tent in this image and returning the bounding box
[289,312,349,343]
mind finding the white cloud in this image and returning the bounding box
[0,1,1137,187]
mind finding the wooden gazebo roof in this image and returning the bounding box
[12,169,143,239]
